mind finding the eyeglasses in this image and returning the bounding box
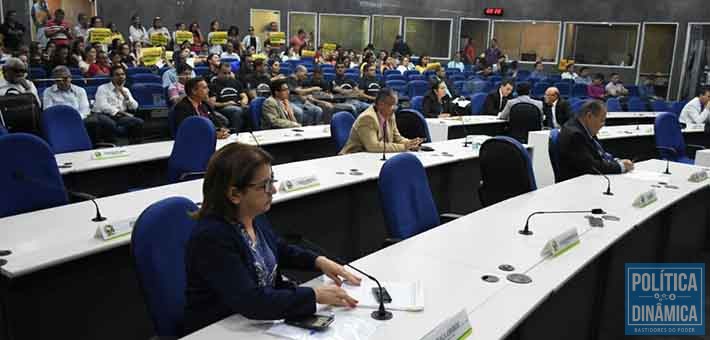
[10,68,27,74]
[248,176,278,192]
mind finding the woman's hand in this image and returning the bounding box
[315,256,361,286]
[313,285,358,308]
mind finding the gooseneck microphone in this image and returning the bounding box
[519,208,606,236]
[12,171,106,222]
[655,146,678,175]
[287,235,393,321]
[591,167,613,195]
[381,122,388,162]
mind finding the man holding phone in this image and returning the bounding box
[93,65,145,144]
[339,88,423,154]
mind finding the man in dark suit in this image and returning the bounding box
[173,77,230,139]
[482,79,514,115]
[558,100,634,182]
[543,86,572,129]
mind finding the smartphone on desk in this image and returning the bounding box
[284,314,334,331]
[372,287,392,303]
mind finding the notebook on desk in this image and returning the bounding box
[327,278,425,312]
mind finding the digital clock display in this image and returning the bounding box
[484,8,504,16]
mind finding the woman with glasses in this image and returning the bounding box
[184,143,360,334]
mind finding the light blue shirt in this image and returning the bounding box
[42,84,91,119]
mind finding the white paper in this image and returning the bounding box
[266,313,377,340]
[624,170,671,182]
[326,278,424,311]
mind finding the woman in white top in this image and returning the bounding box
[207,20,224,55]
[129,15,149,44]
[147,17,171,47]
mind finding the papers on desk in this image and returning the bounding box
[266,313,377,340]
[624,170,671,182]
[327,278,425,312]
[452,97,471,108]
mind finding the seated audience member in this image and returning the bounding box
[576,67,592,85]
[605,73,629,98]
[558,100,634,181]
[339,88,423,154]
[163,48,196,88]
[244,59,272,98]
[44,9,72,47]
[447,52,465,72]
[129,15,149,45]
[306,67,357,117]
[358,63,383,103]
[543,87,572,129]
[391,35,411,57]
[434,66,460,98]
[0,10,27,52]
[184,142,360,335]
[109,52,128,70]
[679,87,710,125]
[86,51,111,77]
[331,61,369,116]
[43,66,90,119]
[174,77,230,138]
[0,58,40,103]
[269,60,287,82]
[92,65,144,143]
[506,61,519,78]
[209,63,249,132]
[204,53,221,83]
[261,79,301,129]
[286,65,325,125]
[638,76,662,101]
[220,42,240,60]
[587,73,606,100]
[397,56,415,74]
[147,16,171,47]
[529,61,546,81]
[415,55,431,73]
[497,82,543,121]
[561,63,579,82]
[168,63,194,106]
[422,79,455,118]
[482,79,514,115]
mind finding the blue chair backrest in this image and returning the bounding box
[471,93,487,115]
[130,73,162,84]
[410,96,424,111]
[489,75,502,83]
[478,136,537,207]
[84,86,98,100]
[250,97,266,130]
[606,97,622,112]
[41,105,93,153]
[404,70,420,79]
[547,75,562,83]
[168,116,216,183]
[670,101,687,116]
[408,74,425,81]
[86,77,111,87]
[194,66,209,76]
[29,67,46,80]
[346,73,360,83]
[0,124,7,135]
[627,85,640,97]
[384,69,401,76]
[571,99,585,115]
[572,83,588,98]
[397,109,432,143]
[553,82,571,97]
[627,97,647,112]
[0,133,69,218]
[408,81,428,98]
[532,82,549,97]
[378,153,440,240]
[330,111,355,153]
[132,83,167,109]
[548,129,562,183]
[655,112,687,161]
[386,74,405,82]
[449,73,465,82]
[127,67,153,75]
[131,196,198,337]
[651,100,670,112]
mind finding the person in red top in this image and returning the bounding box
[86,51,111,77]
[463,36,476,65]
[189,22,204,54]
[45,9,73,47]
[289,29,307,54]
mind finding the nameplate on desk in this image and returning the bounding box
[540,227,580,258]
[420,309,472,340]
[688,170,708,183]
[90,148,130,160]
[94,219,135,241]
[279,175,320,193]
[632,189,657,208]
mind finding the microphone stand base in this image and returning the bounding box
[371,310,393,321]
[0,259,6,267]
[380,156,387,161]
[518,229,533,236]
[603,192,614,196]
[92,216,107,222]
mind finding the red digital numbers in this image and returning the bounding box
[484,8,504,16]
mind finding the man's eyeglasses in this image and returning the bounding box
[9,68,27,74]
[248,177,278,192]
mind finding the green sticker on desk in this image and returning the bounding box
[421,309,472,340]
[91,149,130,160]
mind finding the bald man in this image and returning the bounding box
[543,86,572,129]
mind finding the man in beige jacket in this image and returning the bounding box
[339,88,423,154]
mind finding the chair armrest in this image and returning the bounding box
[687,144,706,151]
[655,146,679,160]
[178,171,206,181]
[95,142,117,148]
[382,238,403,248]
[440,213,464,224]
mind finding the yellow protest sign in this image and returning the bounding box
[252,53,268,61]
[268,32,286,45]
[175,31,193,45]
[208,31,228,45]
[301,50,316,57]
[141,47,164,66]
[150,32,169,47]
[88,28,112,44]
[322,43,337,54]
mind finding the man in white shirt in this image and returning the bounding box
[497,82,543,121]
[561,63,579,82]
[605,73,629,97]
[0,58,39,103]
[93,65,144,143]
[43,66,90,119]
[679,87,710,125]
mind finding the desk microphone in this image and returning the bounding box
[286,234,393,321]
[519,208,606,235]
[460,115,473,147]
[12,171,106,222]
[381,123,388,161]
[591,167,614,195]
[655,146,677,175]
